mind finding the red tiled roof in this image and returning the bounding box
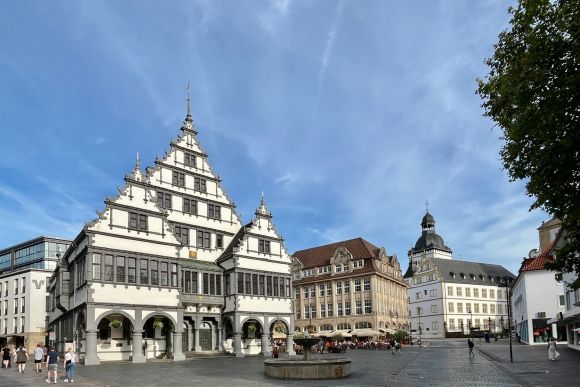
[293,237,380,269]
[521,255,554,272]
[293,258,376,285]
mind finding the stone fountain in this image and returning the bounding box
[264,334,351,379]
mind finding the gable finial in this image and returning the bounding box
[135,152,141,170]
[186,81,191,118]
[256,192,271,218]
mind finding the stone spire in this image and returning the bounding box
[181,82,196,133]
[129,152,143,181]
[255,192,272,218]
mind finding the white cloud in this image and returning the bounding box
[258,0,293,34]
[275,172,298,186]
[315,0,345,112]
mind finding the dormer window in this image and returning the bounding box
[335,265,342,273]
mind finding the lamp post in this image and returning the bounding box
[503,277,513,363]
[417,307,422,347]
[469,311,473,338]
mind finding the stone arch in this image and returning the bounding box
[239,317,264,330]
[319,323,333,331]
[94,310,136,328]
[141,311,178,331]
[269,319,289,334]
[240,318,263,340]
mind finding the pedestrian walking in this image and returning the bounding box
[2,345,12,368]
[468,339,474,359]
[43,345,49,367]
[395,341,401,355]
[34,343,44,373]
[15,346,29,373]
[46,346,59,384]
[63,347,76,383]
[548,337,560,361]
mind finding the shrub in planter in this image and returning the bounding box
[153,320,164,329]
[109,320,123,329]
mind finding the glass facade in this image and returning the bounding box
[0,238,70,274]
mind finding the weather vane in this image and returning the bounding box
[425,200,429,212]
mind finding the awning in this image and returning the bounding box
[313,330,333,337]
[379,328,397,335]
[350,329,383,337]
[573,328,580,332]
[330,330,352,338]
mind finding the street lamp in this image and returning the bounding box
[503,277,513,363]
[469,311,473,338]
[417,307,422,347]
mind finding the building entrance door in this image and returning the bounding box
[199,330,212,351]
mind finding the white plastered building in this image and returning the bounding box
[404,212,515,339]
[47,97,294,364]
[511,219,566,344]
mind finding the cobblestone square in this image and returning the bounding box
[2,339,579,386]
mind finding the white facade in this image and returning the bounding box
[512,268,565,344]
[561,271,580,351]
[405,212,514,339]
[47,98,294,364]
[0,270,52,354]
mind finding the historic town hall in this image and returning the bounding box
[47,95,294,364]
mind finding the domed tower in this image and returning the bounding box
[403,210,453,280]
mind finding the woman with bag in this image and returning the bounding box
[63,347,76,382]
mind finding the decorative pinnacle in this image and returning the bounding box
[135,152,141,170]
[186,82,192,122]
[256,192,271,217]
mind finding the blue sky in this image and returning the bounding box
[0,0,547,275]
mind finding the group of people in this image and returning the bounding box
[1,343,77,383]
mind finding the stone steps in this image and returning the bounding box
[184,350,233,358]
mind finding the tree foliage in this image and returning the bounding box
[477,0,580,288]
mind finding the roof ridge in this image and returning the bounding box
[293,237,369,255]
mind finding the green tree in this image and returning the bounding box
[477,0,580,288]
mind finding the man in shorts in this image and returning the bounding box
[34,343,44,373]
[46,346,59,384]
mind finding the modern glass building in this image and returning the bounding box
[0,236,71,352]
[0,237,70,275]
